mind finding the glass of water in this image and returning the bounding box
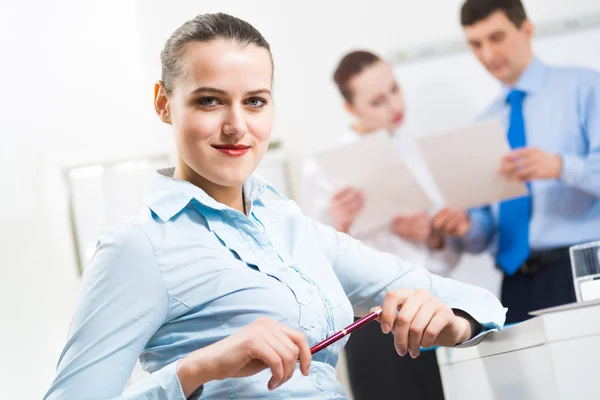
[570,241,600,302]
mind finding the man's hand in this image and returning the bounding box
[500,148,562,181]
[432,208,471,237]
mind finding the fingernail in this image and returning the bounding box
[409,350,418,359]
[382,323,391,333]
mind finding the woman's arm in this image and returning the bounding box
[312,219,506,339]
[177,317,312,396]
[44,223,312,400]
[43,224,181,400]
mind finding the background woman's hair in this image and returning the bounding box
[333,50,382,103]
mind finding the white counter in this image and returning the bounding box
[436,300,600,400]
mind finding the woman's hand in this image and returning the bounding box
[177,318,311,396]
[389,212,431,242]
[328,187,365,233]
[375,289,477,359]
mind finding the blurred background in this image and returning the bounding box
[1,0,599,398]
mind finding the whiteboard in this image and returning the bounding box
[66,156,172,274]
[392,26,600,296]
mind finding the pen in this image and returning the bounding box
[310,308,383,354]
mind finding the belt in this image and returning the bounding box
[517,246,571,275]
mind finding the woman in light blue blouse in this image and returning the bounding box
[44,13,506,400]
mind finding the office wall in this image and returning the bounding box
[0,1,164,398]
[1,1,599,399]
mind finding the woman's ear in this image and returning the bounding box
[344,100,357,118]
[154,81,172,124]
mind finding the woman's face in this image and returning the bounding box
[346,60,405,133]
[155,39,273,188]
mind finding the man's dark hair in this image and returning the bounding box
[461,0,528,28]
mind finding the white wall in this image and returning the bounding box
[1,1,599,399]
[0,1,167,398]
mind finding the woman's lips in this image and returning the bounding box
[212,144,251,157]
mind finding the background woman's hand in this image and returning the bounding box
[328,187,365,233]
[389,212,431,242]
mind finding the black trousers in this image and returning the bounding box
[501,254,577,324]
[344,320,445,400]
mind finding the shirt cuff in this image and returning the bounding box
[187,384,204,400]
[174,360,204,400]
[444,299,506,349]
[560,153,585,186]
[453,326,498,348]
[123,360,188,400]
[448,306,505,348]
[463,219,483,245]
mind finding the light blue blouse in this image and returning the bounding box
[44,168,506,399]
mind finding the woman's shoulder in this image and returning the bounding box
[93,205,204,264]
[93,219,159,264]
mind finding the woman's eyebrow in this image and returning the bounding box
[189,87,271,96]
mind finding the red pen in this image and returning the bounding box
[310,309,383,354]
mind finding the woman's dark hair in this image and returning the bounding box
[160,13,272,94]
[333,50,382,103]
[461,0,528,28]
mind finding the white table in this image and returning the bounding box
[436,300,600,400]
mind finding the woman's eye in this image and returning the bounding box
[246,97,266,108]
[197,97,218,107]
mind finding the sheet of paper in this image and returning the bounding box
[312,131,432,235]
[416,120,528,209]
[395,134,446,214]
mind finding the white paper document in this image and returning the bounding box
[416,120,528,209]
[312,132,432,235]
[395,134,446,212]
[311,120,527,235]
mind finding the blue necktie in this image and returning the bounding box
[496,90,531,275]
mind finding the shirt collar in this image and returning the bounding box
[143,167,282,222]
[502,57,547,96]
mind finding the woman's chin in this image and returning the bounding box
[212,169,254,187]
